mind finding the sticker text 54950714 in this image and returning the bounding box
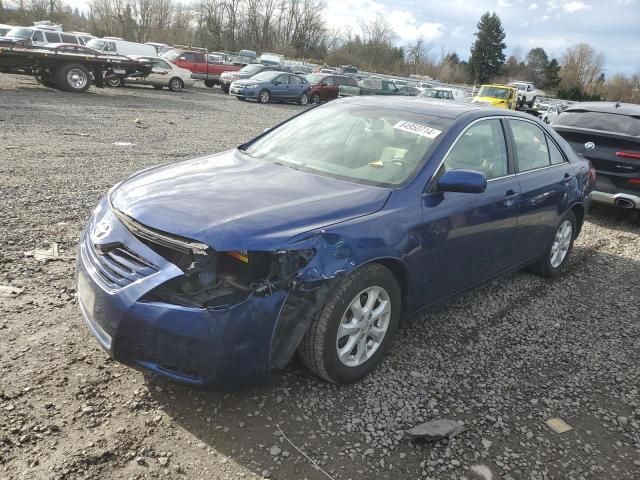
[393,121,442,139]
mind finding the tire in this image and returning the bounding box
[236,96,245,101]
[528,96,536,108]
[543,116,550,124]
[258,89,271,104]
[221,85,230,94]
[153,85,163,90]
[204,80,215,88]
[298,263,401,384]
[311,93,321,104]
[298,92,309,106]
[529,210,576,278]
[55,63,91,93]
[106,78,122,88]
[168,77,184,92]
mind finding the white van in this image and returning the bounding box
[86,38,157,57]
[1,26,94,47]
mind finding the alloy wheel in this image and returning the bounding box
[260,90,270,103]
[67,69,88,90]
[550,220,573,268]
[336,286,391,367]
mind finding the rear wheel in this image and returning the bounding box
[298,263,401,384]
[311,93,321,104]
[298,92,309,106]
[204,80,215,88]
[106,78,122,88]
[258,89,271,104]
[168,77,184,92]
[528,96,536,108]
[221,85,230,94]
[529,210,576,277]
[55,63,91,93]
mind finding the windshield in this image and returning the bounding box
[240,64,264,74]
[162,50,182,61]
[478,86,511,99]
[243,104,452,187]
[0,27,11,36]
[6,27,33,39]
[250,71,280,82]
[86,39,106,50]
[306,74,327,85]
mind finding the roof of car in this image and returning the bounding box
[339,96,543,121]
[565,101,640,116]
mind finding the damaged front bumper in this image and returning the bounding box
[76,198,322,388]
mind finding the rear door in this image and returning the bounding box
[507,118,575,262]
[148,58,172,85]
[288,75,306,99]
[323,76,339,100]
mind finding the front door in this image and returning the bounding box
[418,118,520,306]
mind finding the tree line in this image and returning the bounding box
[1,2,638,102]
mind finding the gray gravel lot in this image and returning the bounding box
[1,75,639,480]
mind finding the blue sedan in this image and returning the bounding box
[76,98,594,388]
[229,71,310,105]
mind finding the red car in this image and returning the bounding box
[306,73,358,104]
[162,49,243,87]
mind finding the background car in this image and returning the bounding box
[553,102,640,210]
[122,56,194,92]
[398,86,421,96]
[540,104,561,124]
[306,73,358,104]
[0,24,14,37]
[229,71,310,104]
[220,63,288,93]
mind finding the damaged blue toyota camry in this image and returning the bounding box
[76,97,595,388]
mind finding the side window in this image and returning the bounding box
[61,34,78,44]
[181,52,194,61]
[547,136,566,165]
[32,31,44,43]
[44,32,61,43]
[193,53,206,63]
[441,119,508,180]
[510,120,551,172]
[276,75,289,84]
[289,75,302,85]
[105,42,117,52]
[153,59,171,69]
[323,77,334,86]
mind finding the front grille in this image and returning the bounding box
[81,234,158,290]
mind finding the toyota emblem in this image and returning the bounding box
[93,221,112,240]
[584,142,595,150]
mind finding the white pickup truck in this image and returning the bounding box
[508,81,537,108]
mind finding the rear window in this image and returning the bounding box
[555,111,640,136]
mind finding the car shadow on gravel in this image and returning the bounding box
[144,245,640,479]
[587,204,640,232]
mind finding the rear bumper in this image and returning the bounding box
[592,190,640,209]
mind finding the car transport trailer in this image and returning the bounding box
[0,42,152,93]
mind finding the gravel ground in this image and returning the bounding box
[1,74,639,480]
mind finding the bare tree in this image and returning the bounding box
[560,43,606,94]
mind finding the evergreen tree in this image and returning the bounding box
[544,58,561,89]
[525,47,549,83]
[469,12,506,84]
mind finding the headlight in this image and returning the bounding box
[244,84,257,89]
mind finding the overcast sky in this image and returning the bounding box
[325,0,640,76]
[61,0,639,76]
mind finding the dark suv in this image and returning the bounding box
[553,102,640,210]
[220,64,289,93]
[306,74,358,104]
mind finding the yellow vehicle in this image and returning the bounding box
[472,84,518,109]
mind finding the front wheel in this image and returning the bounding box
[106,78,122,88]
[298,263,401,384]
[221,85,230,94]
[528,96,536,108]
[258,89,271,104]
[529,210,576,277]
[311,93,321,104]
[298,92,309,106]
[168,77,184,92]
[204,80,215,88]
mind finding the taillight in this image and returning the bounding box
[588,161,597,185]
[629,178,640,185]
[616,151,640,160]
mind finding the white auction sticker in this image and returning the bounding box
[393,121,442,139]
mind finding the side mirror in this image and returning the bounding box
[273,80,280,85]
[437,169,487,194]
[178,56,186,61]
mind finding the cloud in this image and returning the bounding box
[563,1,592,12]
[529,3,539,8]
[325,0,445,43]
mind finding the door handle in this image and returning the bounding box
[503,190,520,206]
[562,173,574,183]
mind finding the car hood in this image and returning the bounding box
[110,149,391,251]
